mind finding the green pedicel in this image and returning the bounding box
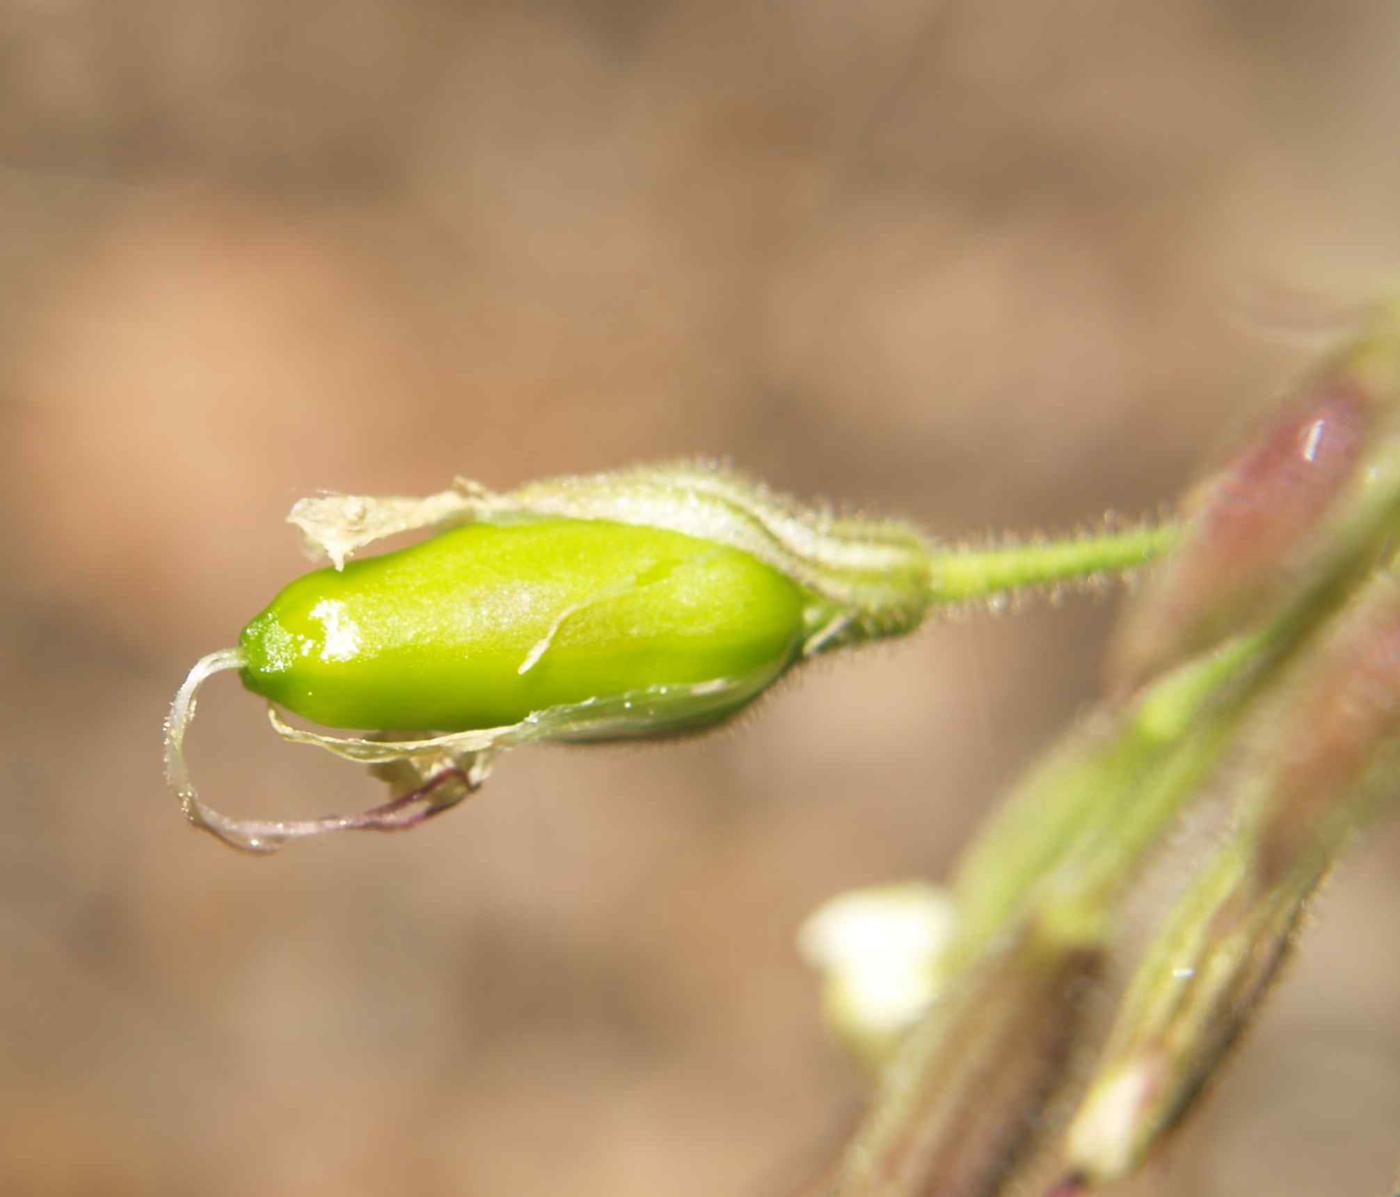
[239,519,816,732]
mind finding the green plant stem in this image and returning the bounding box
[950,632,1260,957]
[927,522,1180,604]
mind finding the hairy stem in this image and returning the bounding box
[927,522,1179,604]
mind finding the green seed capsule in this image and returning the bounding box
[166,461,1172,853]
[238,518,814,732]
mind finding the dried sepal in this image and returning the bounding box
[287,484,485,570]
[167,643,778,853]
[164,647,490,853]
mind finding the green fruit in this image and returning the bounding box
[239,519,814,732]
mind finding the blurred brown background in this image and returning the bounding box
[4,2,1400,1194]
